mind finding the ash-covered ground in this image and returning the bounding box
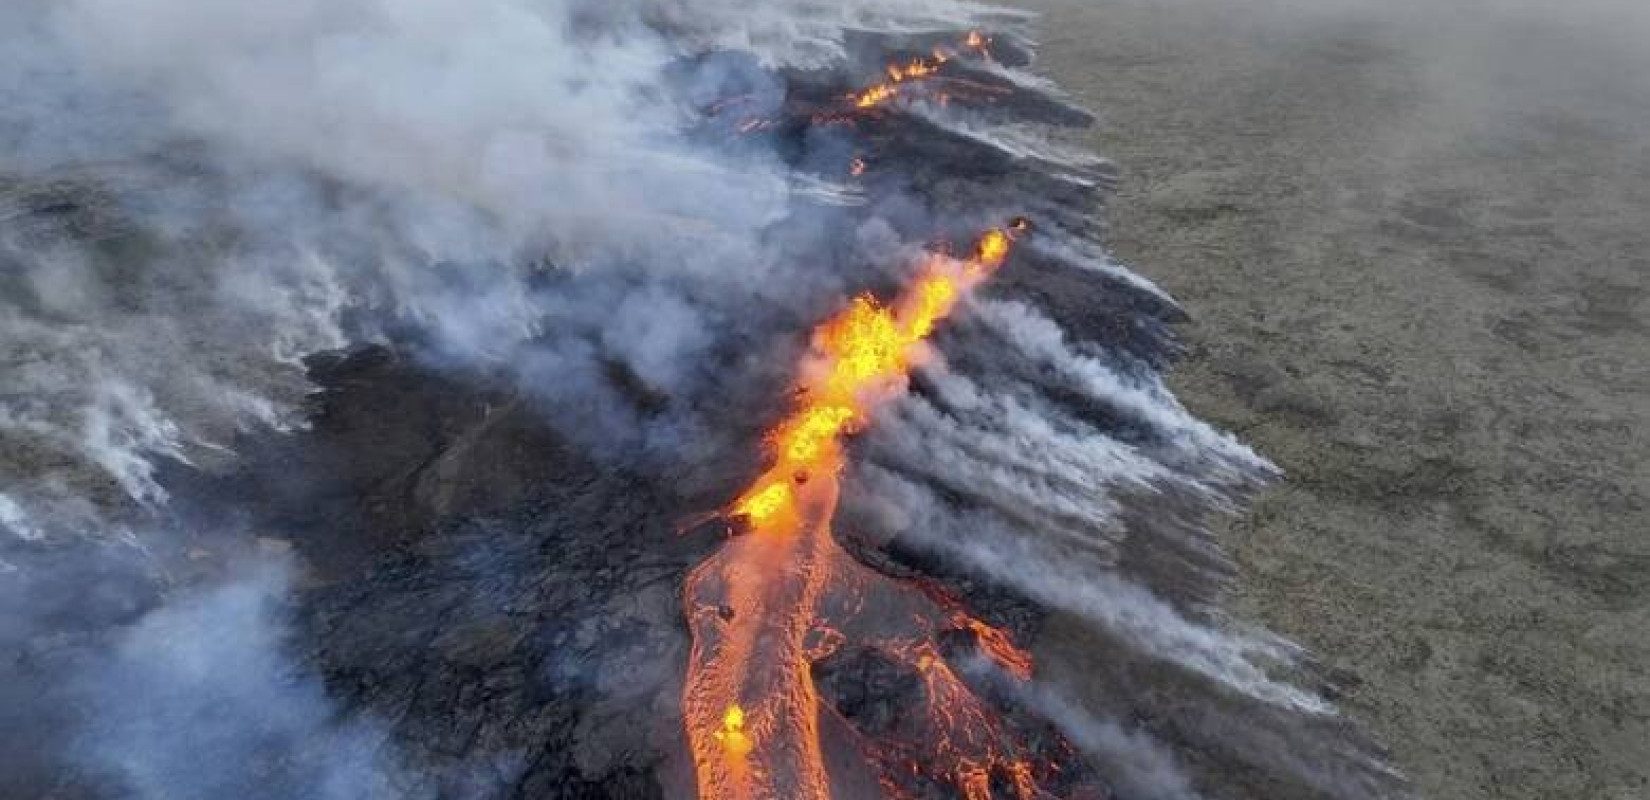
[8,0,1628,799]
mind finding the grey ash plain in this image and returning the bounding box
[1010,1,1649,798]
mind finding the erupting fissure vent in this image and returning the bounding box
[718,31,1007,136]
[846,31,995,111]
[681,221,1092,800]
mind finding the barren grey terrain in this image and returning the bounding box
[1014,1,1650,798]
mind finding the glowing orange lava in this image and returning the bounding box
[682,224,1033,800]
[843,32,994,112]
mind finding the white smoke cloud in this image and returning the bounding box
[974,299,1272,484]
[1029,693,1201,800]
[65,557,411,800]
[849,464,1325,713]
[0,493,43,542]
[0,0,1058,526]
[48,0,794,271]
[875,366,1170,549]
[0,0,754,523]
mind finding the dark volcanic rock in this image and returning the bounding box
[815,645,926,738]
[161,346,724,798]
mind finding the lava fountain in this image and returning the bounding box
[682,222,1088,800]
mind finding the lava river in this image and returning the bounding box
[681,222,1093,800]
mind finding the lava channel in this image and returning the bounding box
[681,221,1092,800]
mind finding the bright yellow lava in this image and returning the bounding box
[684,224,1023,800]
[715,705,754,759]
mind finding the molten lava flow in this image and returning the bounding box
[682,225,1042,800]
[840,31,996,113]
[957,614,1035,683]
[848,49,948,110]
